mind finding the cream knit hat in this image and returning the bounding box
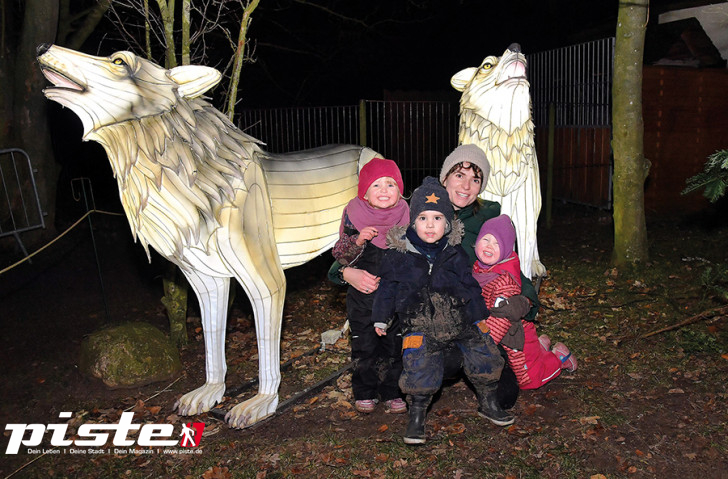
[439,144,491,194]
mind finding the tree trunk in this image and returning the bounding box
[612,0,650,267]
[226,0,260,119]
[161,261,189,348]
[13,0,61,240]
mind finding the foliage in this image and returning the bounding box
[682,149,728,302]
[104,0,259,117]
[682,149,728,203]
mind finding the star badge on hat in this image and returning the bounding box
[425,193,440,204]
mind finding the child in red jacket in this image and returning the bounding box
[472,215,577,390]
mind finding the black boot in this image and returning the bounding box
[496,365,520,410]
[403,395,431,445]
[478,388,515,426]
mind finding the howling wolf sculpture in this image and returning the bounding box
[451,43,546,280]
[37,44,378,428]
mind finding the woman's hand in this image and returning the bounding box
[355,227,379,246]
[343,267,380,294]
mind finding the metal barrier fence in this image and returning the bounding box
[238,38,615,206]
[0,148,46,257]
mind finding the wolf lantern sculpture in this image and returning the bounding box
[37,44,378,428]
[451,43,546,280]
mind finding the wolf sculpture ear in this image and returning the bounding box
[450,67,477,92]
[168,65,222,99]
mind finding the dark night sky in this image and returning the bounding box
[87,0,716,108]
[234,0,620,107]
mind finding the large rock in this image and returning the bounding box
[79,322,182,388]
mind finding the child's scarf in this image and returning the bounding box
[346,196,409,249]
[406,227,448,263]
[472,251,522,288]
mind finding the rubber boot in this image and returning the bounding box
[477,387,515,426]
[496,365,520,410]
[403,395,431,445]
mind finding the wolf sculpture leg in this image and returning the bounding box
[222,175,287,428]
[174,271,230,416]
[487,166,546,280]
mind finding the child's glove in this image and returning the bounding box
[490,295,531,322]
[500,321,525,350]
[491,296,530,350]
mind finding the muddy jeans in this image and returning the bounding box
[399,324,503,396]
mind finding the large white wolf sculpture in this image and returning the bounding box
[37,44,377,428]
[451,43,546,279]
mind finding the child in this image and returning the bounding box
[372,177,513,445]
[332,158,410,414]
[473,214,577,391]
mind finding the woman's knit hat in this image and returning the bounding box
[476,214,516,263]
[438,144,491,194]
[409,176,454,226]
[358,158,404,200]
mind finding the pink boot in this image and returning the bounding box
[552,342,577,372]
[538,334,551,352]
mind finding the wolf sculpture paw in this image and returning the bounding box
[225,393,279,429]
[174,383,226,416]
[531,259,547,279]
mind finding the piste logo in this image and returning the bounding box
[3,412,205,455]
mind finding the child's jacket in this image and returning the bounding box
[476,256,562,389]
[372,221,488,345]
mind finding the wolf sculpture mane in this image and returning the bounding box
[451,43,546,279]
[37,44,377,428]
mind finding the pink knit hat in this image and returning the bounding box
[358,158,405,200]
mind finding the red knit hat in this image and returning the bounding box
[358,158,405,200]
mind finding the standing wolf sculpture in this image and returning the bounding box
[451,43,546,280]
[37,44,378,428]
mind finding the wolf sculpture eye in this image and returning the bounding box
[112,57,126,66]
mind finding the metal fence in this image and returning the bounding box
[238,38,615,206]
[238,105,361,153]
[529,38,614,128]
[239,101,459,196]
[528,38,615,209]
[362,101,459,195]
[0,148,46,257]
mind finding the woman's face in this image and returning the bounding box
[443,163,482,209]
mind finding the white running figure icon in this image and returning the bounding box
[180,423,197,447]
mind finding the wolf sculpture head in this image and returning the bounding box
[451,43,545,279]
[39,45,222,139]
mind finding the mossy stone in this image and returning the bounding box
[79,322,182,389]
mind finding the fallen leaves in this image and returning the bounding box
[201,466,231,479]
[579,416,601,425]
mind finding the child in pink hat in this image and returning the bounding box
[332,158,410,414]
[472,214,577,391]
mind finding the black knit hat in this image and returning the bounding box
[409,176,454,226]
